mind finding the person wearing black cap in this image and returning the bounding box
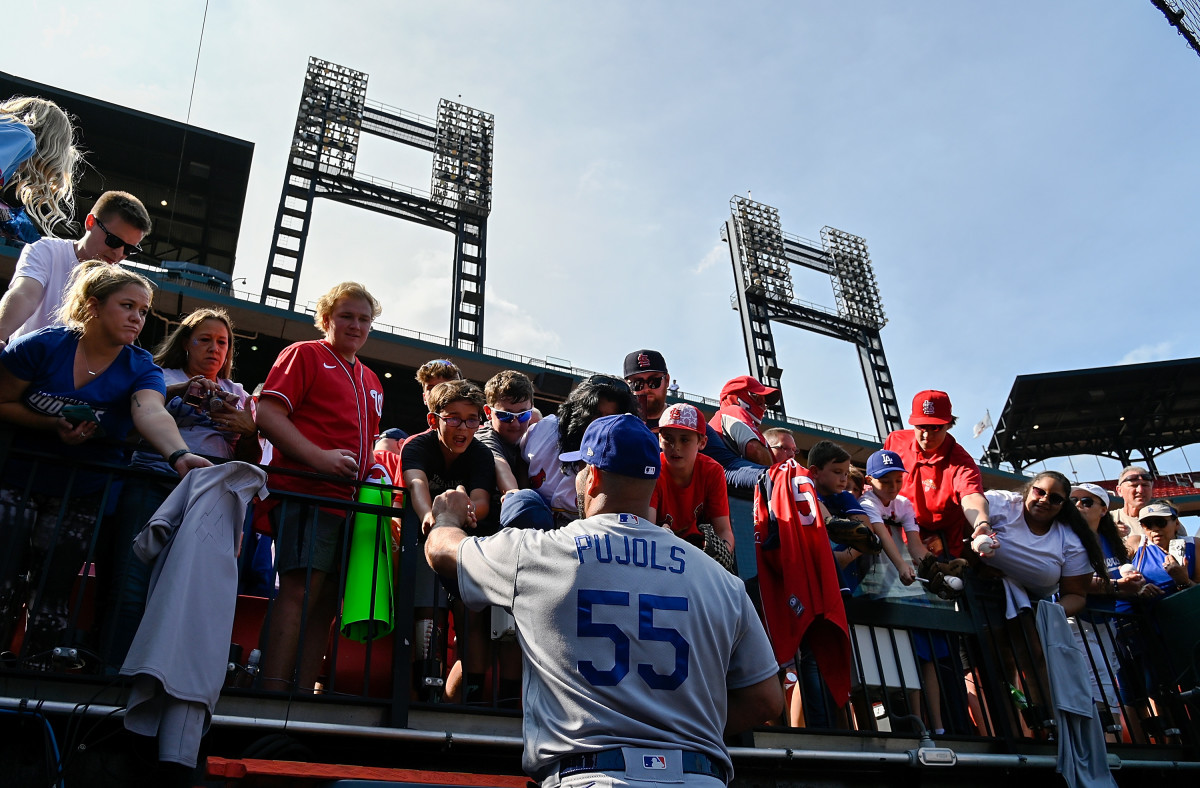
[426,414,782,787]
[623,349,671,426]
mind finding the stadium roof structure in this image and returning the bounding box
[982,357,1200,472]
[1,70,253,276]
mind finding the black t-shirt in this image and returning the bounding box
[401,430,498,534]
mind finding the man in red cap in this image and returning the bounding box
[882,390,991,559]
[708,375,779,467]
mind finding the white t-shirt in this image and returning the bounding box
[982,490,1093,598]
[858,489,923,599]
[859,488,918,532]
[521,414,579,522]
[9,238,80,341]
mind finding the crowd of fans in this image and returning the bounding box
[0,99,1196,764]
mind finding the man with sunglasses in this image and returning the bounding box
[624,349,671,426]
[0,190,151,347]
[883,390,991,559]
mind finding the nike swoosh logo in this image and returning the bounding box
[324,363,337,368]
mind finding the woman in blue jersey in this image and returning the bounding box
[0,260,208,666]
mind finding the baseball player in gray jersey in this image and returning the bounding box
[426,413,781,787]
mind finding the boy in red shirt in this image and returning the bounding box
[650,403,734,557]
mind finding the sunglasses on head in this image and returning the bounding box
[93,217,143,256]
[626,375,665,392]
[1070,496,1097,508]
[1030,485,1066,506]
[493,408,533,424]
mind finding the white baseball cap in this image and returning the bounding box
[1070,483,1110,507]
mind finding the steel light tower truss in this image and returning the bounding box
[723,196,903,440]
[1150,0,1200,59]
[262,57,495,352]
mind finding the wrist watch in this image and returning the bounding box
[167,448,192,466]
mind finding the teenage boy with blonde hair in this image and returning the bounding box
[256,281,383,691]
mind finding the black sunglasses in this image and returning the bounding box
[93,217,143,256]
[1069,496,1096,509]
[626,375,665,392]
[1030,486,1066,506]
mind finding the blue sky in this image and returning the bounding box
[6,1,1199,484]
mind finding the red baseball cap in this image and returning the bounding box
[719,375,781,406]
[908,390,952,426]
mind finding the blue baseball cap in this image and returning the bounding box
[559,413,661,480]
[866,449,906,479]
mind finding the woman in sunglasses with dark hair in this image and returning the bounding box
[979,470,1110,617]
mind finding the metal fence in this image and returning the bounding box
[0,435,1196,755]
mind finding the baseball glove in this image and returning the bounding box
[698,522,737,574]
[824,516,882,554]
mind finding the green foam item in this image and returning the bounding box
[340,482,394,642]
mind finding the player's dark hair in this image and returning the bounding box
[807,439,850,470]
[557,374,638,455]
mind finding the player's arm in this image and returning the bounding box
[726,675,784,736]
[257,396,357,478]
[0,276,46,344]
[425,488,474,578]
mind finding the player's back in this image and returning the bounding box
[508,511,758,775]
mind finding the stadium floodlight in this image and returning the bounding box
[821,226,887,330]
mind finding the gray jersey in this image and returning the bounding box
[457,512,778,780]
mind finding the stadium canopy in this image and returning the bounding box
[982,357,1200,473]
[1,70,253,276]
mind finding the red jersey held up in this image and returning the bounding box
[754,459,851,706]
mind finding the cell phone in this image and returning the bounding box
[60,403,99,425]
[1169,538,1187,565]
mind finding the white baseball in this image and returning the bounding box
[943,576,964,592]
[1119,563,1135,577]
[972,534,996,556]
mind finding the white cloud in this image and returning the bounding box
[484,294,562,358]
[694,241,725,273]
[1118,342,1173,365]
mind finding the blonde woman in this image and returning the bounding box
[0,260,208,665]
[0,96,80,235]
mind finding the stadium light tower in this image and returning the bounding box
[723,195,902,441]
[262,57,495,352]
[1150,0,1200,59]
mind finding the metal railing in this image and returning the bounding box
[0,439,1195,759]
